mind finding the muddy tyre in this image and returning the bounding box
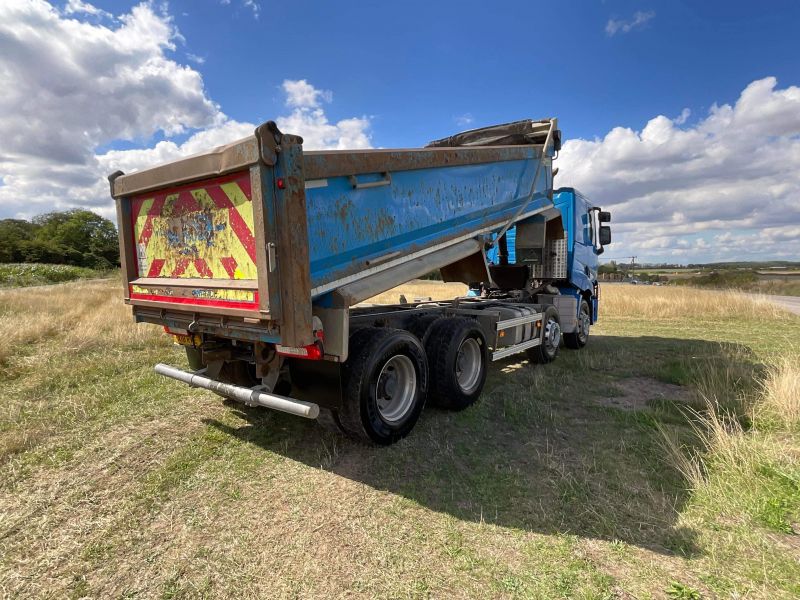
[425,317,488,410]
[564,300,590,349]
[527,306,561,364]
[407,314,444,345]
[338,327,428,445]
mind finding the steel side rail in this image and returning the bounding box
[154,363,320,419]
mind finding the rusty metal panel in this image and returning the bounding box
[112,136,262,199]
[272,137,314,347]
[302,145,538,180]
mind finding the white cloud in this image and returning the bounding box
[276,79,371,150]
[0,4,370,221]
[63,0,112,19]
[455,113,475,127]
[605,10,655,36]
[558,76,800,263]
[243,0,260,19]
[220,0,260,19]
[283,79,333,109]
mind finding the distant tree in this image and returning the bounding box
[32,209,118,267]
[0,219,38,262]
[0,209,118,267]
[598,260,618,274]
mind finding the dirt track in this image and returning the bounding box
[764,294,800,315]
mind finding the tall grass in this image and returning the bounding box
[661,347,800,537]
[601,283,789,320]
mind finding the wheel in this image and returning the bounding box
[564,300,591,349]
[407,313,443,345]
[316,407,348,435]
[425,317,488,410]
[338,327,428,445]
[527,305,561,364]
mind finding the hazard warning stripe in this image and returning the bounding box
[220,256,238,279]
[130,171,257,281]
[206,185,257,263]
[147,258,165,278]
[138,195,165,246]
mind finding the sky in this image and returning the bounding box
[1,0,799,264]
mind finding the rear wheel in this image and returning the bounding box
[564,300,591,349]
[425,317,488,410]
[338,327,428,445]
[527,305,561,364]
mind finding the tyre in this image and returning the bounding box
[407,313,443,345]
[564,299,591,349]
[338,327,428,445]
[526,305,561,364]
[425,317,488,410]
[316,406,348,435]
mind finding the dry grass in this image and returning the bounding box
[364,279,468,304]
[1,277,799,598]
[758,357,800,430]
[600,283,791,320]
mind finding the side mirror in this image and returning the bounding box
[598,211,611,223]
[599,225,611,246]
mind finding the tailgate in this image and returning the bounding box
[127,170,260,312]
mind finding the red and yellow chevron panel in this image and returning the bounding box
[129,171,259,310]
[131,171,257,281]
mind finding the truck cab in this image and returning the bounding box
[484,186,611,346]
[552,187,611,324]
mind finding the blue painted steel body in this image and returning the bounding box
[304,153,552,298]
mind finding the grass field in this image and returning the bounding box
[1,280,799,598]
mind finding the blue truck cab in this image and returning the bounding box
[485,186,611,347]
[553,187,611,325]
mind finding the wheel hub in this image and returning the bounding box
[544,318,561,350]
[455,337,482,394]
[376,354,417,423]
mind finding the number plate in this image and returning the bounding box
[172,334,201,347]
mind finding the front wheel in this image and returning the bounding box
[337,327,428,445]
[564,299,591,349]
[527,306,561,364]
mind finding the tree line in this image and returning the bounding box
[0,210,119,269]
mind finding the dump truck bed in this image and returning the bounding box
[111,119,559,349]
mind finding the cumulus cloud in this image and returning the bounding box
[0,3,370,220]
[276,79,372,150]
[558,76,800,262]
[605,11,655,36]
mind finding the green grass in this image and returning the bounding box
[0,262,106,287]
[0,280,799,598]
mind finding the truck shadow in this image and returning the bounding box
[204,334,760,558]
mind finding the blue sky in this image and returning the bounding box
[1,0,799,263]
[152,0,800,147]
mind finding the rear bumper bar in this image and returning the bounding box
[154,363,320,419]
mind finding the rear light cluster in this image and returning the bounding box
[276,343,323,360]
[276,327,325,360]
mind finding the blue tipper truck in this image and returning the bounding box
[109,118,611,445]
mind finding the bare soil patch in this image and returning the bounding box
[597,377,692,411]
